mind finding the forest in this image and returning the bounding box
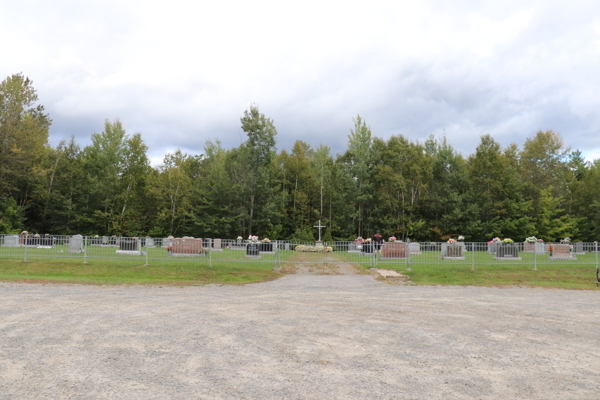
[2,73,599,242]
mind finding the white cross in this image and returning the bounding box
[314,219,326,242]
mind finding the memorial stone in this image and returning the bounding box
[102,236,109,245]
[213,238,223,252]
[441,242,465,260]
[381,242,408,259]
[170,238,204,257]
[68,235,84,254]
[245,243,260,259]
[574,242,585,254]
[4,235,20,247]
[549,244,576,260]
[409,242,421,255]
[348,242,359,253]
[145,237,156,248]
[494,243,521,260]
[116,237,145,256]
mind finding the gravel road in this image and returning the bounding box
[1,275,599,399]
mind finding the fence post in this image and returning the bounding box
[594,242,598,271]
[209,247,212,267]
[144,243,149,266]
[83,236,88,264]
[533,244,537,271]
[24,236,27,262]
[472,242,475,270]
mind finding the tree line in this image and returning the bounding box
[2,73,599,242]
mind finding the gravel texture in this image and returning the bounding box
[1,276,599,399]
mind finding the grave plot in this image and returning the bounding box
[169,238,205,257]
[549,244,576,260]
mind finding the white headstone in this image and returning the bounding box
[146,237,156,248]
[68,235,84,254]
[213,238,223,251]
[4,235,20,247]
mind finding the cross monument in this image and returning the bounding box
[314,219,326,242]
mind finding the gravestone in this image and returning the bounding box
[68,235,84,254]
[348,242,359,253]
[169,238,205,257]
[204,238,212,249]
[488,242,499,255]
[494,244,521,260]
[162,237,172,248]
[409,242,421,255]
[381,242,408,259]
[116,237,145,256]
[145,237,156,248]
[523,242,535,252]
[441,242,466,260]
[259,241,274,253]
[245,243,260,259]
[549,244,576,260]
[4,235,20,247]
[213,238,223,252]
[360,242,374,256]
[284,243,290,250]
[573,242,585,255]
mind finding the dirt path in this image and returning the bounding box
[280,252,362,275]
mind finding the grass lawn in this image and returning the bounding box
[0,246,597,288]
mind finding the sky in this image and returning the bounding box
[2,0,600,166]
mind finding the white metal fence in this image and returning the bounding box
[0,236,598,272]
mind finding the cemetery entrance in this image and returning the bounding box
[277,242,381,274]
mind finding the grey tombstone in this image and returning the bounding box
[116,237,146,256]
[204,238,212,249]
[348,242,359,253]
[145,237,156,248]
[68,235,84,254]
[409,242,421,255]
[534,242,545,254]
[574,242,585,255]
[162,237,172,248]
[441,242,466,260]
[102,236,109,245]
[213,238,223,252]
[285,243,290,250]
[4,235,20,247]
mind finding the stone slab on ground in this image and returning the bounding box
[375,268,410,280]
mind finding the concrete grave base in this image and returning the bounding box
[116,250,147,256]
[493,256,522,261]
[548,255,577,261]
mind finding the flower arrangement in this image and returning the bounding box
[447,238,457,243]
[561,237,571,244]
[388,236,396,241]
[34,233,40,237]
[364,238,372,243]
[44,233,50,237]
[355,237,364,244]
[525,236,537,243]
[295,245,332,253]
[248,235,259,243]
[237,236,243,240]
[536,238,544,242]
[262,238,271,243]
[458,235,465,241]
[21,231,28,234]
[503,238,513,244]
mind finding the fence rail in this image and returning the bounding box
[0,235,598,271]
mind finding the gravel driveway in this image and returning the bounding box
[1,275,599,399]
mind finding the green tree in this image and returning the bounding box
[240,105,278,235]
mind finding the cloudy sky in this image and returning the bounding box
[2,0,600,165]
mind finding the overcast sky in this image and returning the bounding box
[2,0,600,165]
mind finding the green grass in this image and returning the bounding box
[0,246,598,288]
[0,245,279,285]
